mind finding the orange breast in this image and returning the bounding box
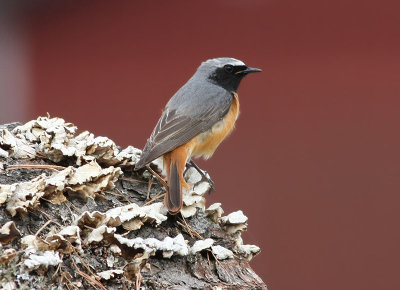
[188,92,240,159]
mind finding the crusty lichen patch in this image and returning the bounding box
[0,117,265,289]
[1,160,121,216]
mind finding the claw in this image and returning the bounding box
[187,160,216,193]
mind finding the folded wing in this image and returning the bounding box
[135,89,233,169]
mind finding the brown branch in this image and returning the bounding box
[209,250,227,272]
[144,190,164,206]
[69,242,97,278]
[70,256,106,290]
[145,165,169,190]
[69,243,107,290]
[7,164,66,171]
[119,176,148,184]
[34,220,53,237]
[36,208,62,227]
[177,220,194,239]
[146,176,153,200]
[179,215,204,239]
[105,189,132,204]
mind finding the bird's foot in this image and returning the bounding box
[187,160,215,193]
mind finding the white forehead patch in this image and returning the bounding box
[203,57,246,68]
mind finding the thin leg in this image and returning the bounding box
[188,160,215,192]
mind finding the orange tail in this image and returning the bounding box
[163,144,191,214]
[165,161,182,214]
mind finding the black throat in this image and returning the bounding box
[208,66,247,92]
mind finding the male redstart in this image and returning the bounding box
[135,57,261,214]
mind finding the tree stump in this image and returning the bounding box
[0,117,266,289]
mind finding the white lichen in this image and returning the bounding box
[46,225,83,253]
[106,202,167,230]
[5,176,46,216]
[75,202,167,231]
[0,128,36,158]
[114,234,189,258]
[190,238,214,254]
[87,225,116,243]
[205,203,224,222]
[96,269,124,280]
[24,251,62,271]
[0,184,13,205]
[219,210,248,235]
[6,116,142,167]
[0,147,9,158]
[221,210,248,224]
[0,248,17,264]
[234,244,261,261]
[20,235,41,253]
[0,221,20,245]
[110,244,122,255]
[4,161,121,216]
[180,169,210,218]
[211,245,234,260]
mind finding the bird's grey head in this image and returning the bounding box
[196,57,262,92]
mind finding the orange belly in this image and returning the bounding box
[187,92,240,159]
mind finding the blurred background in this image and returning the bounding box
[1,0,400,289]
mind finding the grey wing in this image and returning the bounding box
[135,89,233,169]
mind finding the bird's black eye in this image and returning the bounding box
[224,64,233,73]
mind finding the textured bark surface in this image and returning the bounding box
[0,119,266,289]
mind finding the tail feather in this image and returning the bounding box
[166,162,182,214]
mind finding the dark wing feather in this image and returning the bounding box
[135,93,232,169]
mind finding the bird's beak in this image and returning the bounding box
[235,67,262,75]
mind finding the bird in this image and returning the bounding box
[135,57,261,214]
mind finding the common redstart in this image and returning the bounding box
[135,57,261,214]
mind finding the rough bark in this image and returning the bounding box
[0,118,266,289]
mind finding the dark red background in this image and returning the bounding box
[23,1,400,289]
